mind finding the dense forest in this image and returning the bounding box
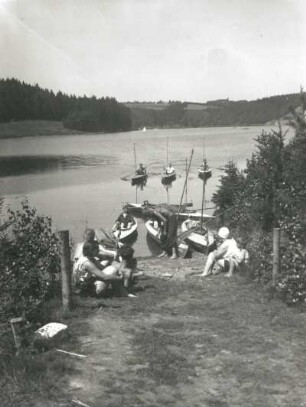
[126,94,301,129]
[0,78,302,133]
[0,78,132,132]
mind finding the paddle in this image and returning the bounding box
[95,227,119,247]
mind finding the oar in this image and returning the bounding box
[95,227,119,246]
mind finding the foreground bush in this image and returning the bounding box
[212,91,306,305]
[0,199,60,322]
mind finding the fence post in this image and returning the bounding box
[58,230,72,312]
[272,228,281,286]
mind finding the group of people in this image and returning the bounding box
[74,228,137,297]
[73,207,249,298]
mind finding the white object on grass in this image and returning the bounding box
[35,322,67,340]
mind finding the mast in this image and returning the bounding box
[166,137,169,167]
[133,143,137,170]
[178,149,194,214]
[185,158,188,205]
[200,138,207,229]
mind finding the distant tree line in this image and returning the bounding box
[127,94,301,129]
[0,78,132,132]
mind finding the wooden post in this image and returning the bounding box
[272,228,280,286]
[58,230,72,312]
[10,317,25,353]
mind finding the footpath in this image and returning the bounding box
[23,254,306,407]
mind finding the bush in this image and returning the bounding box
[0,199,60,322]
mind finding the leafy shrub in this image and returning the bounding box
[212,91,306,306]
[0,199,60,321]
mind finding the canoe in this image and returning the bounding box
[131,173,148,186]
[180,220,215,253]
[145,220,189,257]
[112,219,138,242]
[177,210,215,221]
[126,201,193,216]
[145,219,161,244]
[161,171,176,184]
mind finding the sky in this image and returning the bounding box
[0,0,305,102]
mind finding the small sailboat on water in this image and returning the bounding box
[131,143,148,186]
[198,138,212,181]
[198,158,212,181]
[161,137,176,184]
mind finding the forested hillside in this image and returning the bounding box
[0,78,301,134]
[126,94,301,129]
[0,79,132,132]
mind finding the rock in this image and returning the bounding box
[34,322,68,349]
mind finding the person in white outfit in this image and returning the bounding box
[200,227,241,277]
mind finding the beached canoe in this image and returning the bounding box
[126,201,193,216]
[145,219,189,257]
[180,220,215,253]
[177,210,215,221]
[112,218,138,242]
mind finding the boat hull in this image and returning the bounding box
[131,174,148,186]
[198,168,212,181]
[181,220,215,254]
[112,220,138,243]
[145,220,161,244]
[161,172,176,184]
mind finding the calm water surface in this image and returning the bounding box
[0,126,291,256]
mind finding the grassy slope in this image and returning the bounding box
[0,120,83,138]
[6,254,305,407]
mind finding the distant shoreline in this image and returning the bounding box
[0,119,284,140]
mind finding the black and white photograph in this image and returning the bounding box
[0,0,306,406]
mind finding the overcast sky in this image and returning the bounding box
[0,0,305,102]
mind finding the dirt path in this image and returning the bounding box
[62,255,306,407]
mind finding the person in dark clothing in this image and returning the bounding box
[144,206,178,259]
[114,206,135,230]
[136,163,146,175]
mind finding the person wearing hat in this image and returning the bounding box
[136,163,146,175]
[200,227,240,277]
[114,206,135,232]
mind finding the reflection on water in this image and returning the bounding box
[0,125,290,256]
[0,155,117,177]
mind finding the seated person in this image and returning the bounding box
[136,163,146,175]
[114,206,134,231]
[165,163,175,174]
[200,227,241,277]
[224,238,249,277]
[75,241,123,296]
[116,245,137,289]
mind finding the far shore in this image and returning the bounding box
[0,120,287,140]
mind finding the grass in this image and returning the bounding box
[0,120,83,138]
[0,296,90,407]
[2,255,306,406]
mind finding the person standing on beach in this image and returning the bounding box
[144,206,178,259]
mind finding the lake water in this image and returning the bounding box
[0,125,291,257]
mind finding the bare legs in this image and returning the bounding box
[201,251,216,276]
[159,247,178,259]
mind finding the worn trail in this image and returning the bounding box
[63,256,306,407]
